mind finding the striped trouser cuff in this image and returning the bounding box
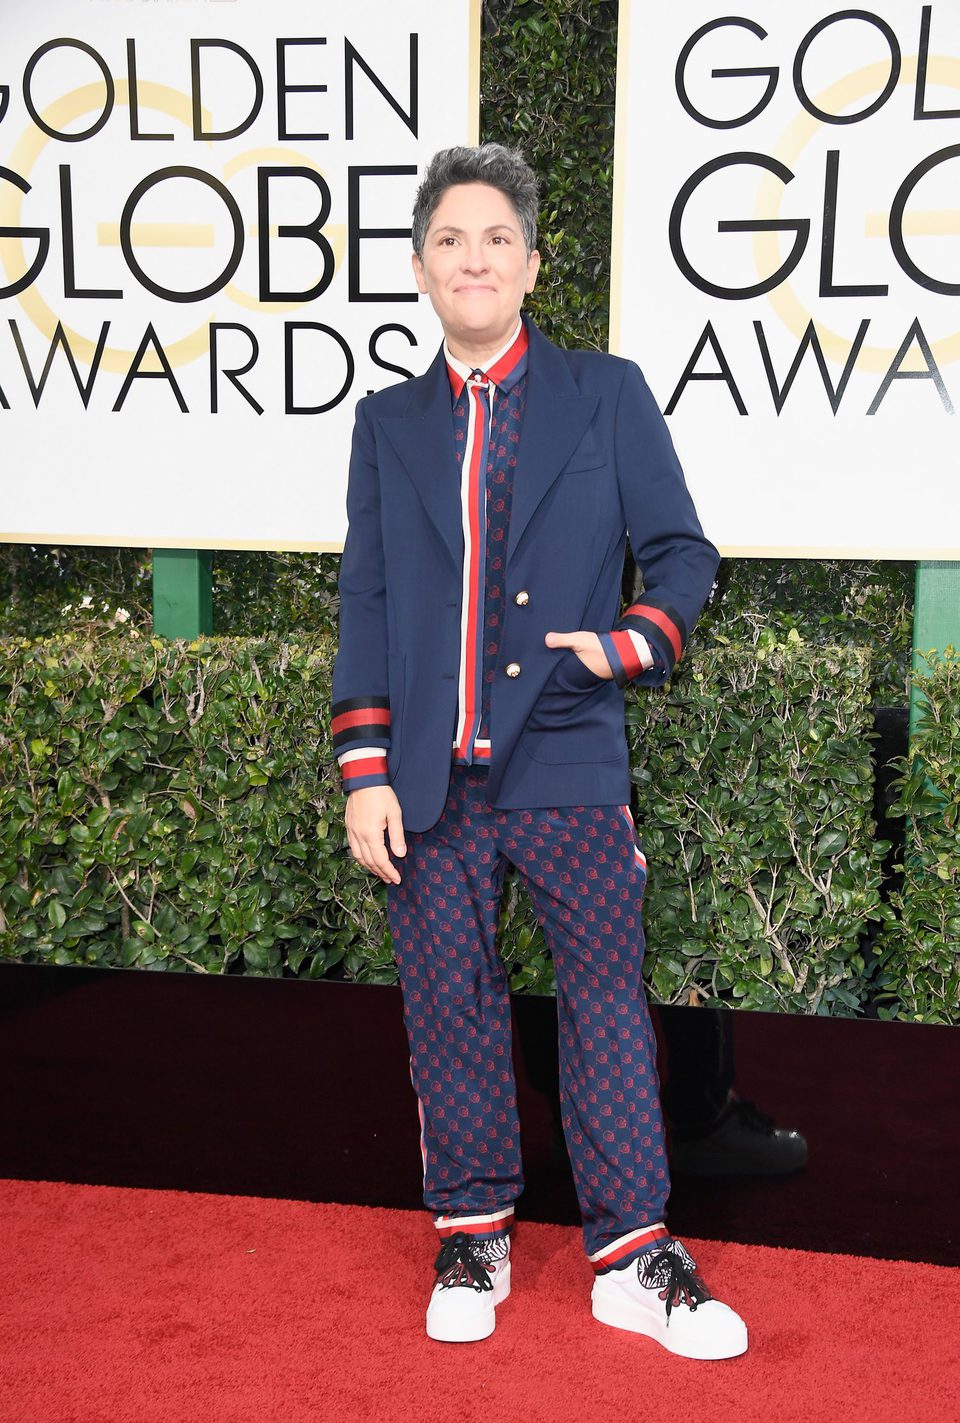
[434,1206,515,1241]
[588,1223,672,1274]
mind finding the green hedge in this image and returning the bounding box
[1,620,895,1016]
[0,624,384,980]
[874,651,960,1024]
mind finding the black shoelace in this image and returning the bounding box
[433,1231,494,1294]
[640,1242,712,1323]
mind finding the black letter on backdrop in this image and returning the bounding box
[675,18,778,129]
[670,153,810,300]
[284,323,355,413]
[60,166,122,299]
[0,167,49,296]
[209,323,263,414]
[191,39,264,140]
[120,166,244,302]
[867,319,954,414]
[8,318,110,409]
[112,323,188,412]
[754,318,870,414]
[916,6,960,119]
[127,39,174,141]
[890,145,960,294]
[24,39,114,140]
[819,151,887,297]
[344,36,418,139]
[277,38,328,140]
[258,167,335,302]
[664,323,748,415]
[370,324,417,383]
[348,166,417,301]
[793,10,900,124]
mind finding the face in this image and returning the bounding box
[412,182,540,356]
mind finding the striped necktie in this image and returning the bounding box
[453,369,494,762]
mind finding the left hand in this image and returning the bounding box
[544,630,613,680]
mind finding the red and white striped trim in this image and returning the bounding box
[623,602,683,664]
[434,1205,515,1239]
[624,630,655,672]
[338,748,389,784]
[588,1223,670,1273]
[454,736,490,763]
[408,1056,427,1188]
[620,805,648,871]
[451,371,490,760]
[445,320,528,764]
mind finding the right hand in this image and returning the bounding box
[344,784,407,885]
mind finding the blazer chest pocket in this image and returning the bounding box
[561,436,605,475]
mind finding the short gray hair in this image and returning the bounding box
[411,143,539,258]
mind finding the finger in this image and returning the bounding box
[361,830,402,885]
[346,819,378,874]
[386,806,407,859]
[544,630,577,649]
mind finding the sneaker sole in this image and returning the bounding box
[591,1288,748,1361]
[426,1260,511,1344]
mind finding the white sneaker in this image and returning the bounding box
[426,1230,511,1343]
[591,1237,747,1360]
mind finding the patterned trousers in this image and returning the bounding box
[386,764,672,1272]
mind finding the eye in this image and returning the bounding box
[490,234,507,244]
[439,235,458,246]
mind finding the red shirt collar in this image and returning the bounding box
[445,320,529,402]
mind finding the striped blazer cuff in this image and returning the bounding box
[331,696,391,757]
[616,596,688,676]
[598,630,655,687]
[337,747,390,793]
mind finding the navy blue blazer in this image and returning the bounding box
[332,317,720,833]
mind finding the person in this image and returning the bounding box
[331,143,747,1359]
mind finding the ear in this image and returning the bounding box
[524,247,541,294]
[411,251,428,295]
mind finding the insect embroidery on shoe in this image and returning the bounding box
[433,1231,495,1294]
[640,1240,713,1322]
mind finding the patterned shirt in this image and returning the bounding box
[445,321,529,764]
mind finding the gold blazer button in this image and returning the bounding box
[505,661,521,678]
[513,590,529,606]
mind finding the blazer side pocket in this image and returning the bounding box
[521,652,622,765]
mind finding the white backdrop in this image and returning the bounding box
[612,0,960,556]
[0,0,479,550]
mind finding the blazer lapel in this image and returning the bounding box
[376,321,598,575]
[507,322,598,567]
[378,346,462,572]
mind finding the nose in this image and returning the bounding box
[460,242,489,273]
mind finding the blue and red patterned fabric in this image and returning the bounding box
[387,762,674,1270]
[447,322,529,764]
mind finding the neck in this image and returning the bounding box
[444,318,522,370]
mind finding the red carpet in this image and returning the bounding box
[0,1179,957,1423]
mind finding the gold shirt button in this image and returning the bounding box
[514,590,529,606]
[505,662,521,678]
